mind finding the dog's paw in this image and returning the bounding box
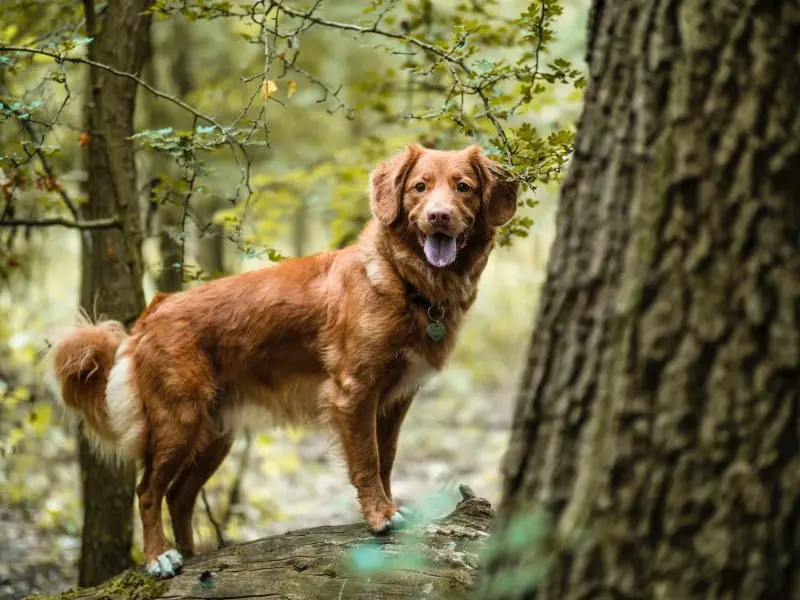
[146,549,183,579]
[367,505,413,533]
[369,517,394,533]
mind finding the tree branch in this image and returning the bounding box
[268,2,471,72]
[0,216,121,230]
[17,118,80,219]
[0,46,228,136]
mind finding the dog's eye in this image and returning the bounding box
[457,182,471,193]
[414,182,426,192]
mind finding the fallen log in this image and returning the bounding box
[40,485,494,600]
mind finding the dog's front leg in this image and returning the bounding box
[377,396,413,502]
[328,379,399,533]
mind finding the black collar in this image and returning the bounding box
[405,281,446,308]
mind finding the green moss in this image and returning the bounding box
[99,570,169,599]
[25,588,81,600]
[25,570,169,600]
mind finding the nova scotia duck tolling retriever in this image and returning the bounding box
[50,143,519,578]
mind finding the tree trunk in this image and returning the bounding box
[157,20,193,293]
[78,0,151,587]
[44,487,493,600]
[479,1,800,599]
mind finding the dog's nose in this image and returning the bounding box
[427,208,451,227]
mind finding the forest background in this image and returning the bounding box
[0,1,589,597]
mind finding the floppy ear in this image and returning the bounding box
[369,144,423,226]
[469,146,519,227]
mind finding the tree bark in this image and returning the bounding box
[479,1,800,599]
[157,20,193,293]
[46,487,493,600]
[195,204,226,278]
[78,0,151,587]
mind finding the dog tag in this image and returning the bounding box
[427,321,446,342]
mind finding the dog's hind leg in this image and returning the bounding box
[167,432,233,558]
[137,439,195,578]
[133,338,217,578]
[137,397,210,579]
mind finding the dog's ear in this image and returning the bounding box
[370,144,423,226]
[469,146,519,227]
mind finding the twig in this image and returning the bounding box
[200,489,228,549]
[276,56,354,118]
[268,2,471,73]
[477,87,514,165]
[261,0,276,146]
[509,1,547,115]
[17,118,79,219]
[222,430,252,527]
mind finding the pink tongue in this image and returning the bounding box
[423,234,457,267]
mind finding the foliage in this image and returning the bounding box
[1,0,583,273]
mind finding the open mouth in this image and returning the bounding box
[418,232,459,268]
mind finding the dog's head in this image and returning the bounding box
[370,144,518,268]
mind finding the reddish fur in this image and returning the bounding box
[52,318,128,443]
[51,145,518,565]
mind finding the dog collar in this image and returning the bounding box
[405,282,447,342]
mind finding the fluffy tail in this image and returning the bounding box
[50,315,144,462]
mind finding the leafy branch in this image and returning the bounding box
[0,45,230,135]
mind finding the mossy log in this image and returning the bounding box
[42,486,494,600]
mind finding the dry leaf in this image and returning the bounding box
[79,132,91,147]
[261,79,278,100]
[287,80,297,99]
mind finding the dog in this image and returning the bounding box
[50,144,518,578]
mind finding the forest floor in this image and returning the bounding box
[0,383,515,600]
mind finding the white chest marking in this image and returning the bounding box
[388,351,436,402]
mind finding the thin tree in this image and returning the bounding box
[479,1,800,598]
[76,0,151,586]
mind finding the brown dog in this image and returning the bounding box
[50,144,518,578]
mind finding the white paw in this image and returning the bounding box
[146,549,183,579]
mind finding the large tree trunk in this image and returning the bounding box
[78,0,151,587]
[479,1,800,599]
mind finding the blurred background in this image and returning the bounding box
[0,1,589,596]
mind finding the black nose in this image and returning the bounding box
[426,208,451,226]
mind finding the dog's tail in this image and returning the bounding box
[50,313,145,463]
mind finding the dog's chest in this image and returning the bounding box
[386,350,437,402]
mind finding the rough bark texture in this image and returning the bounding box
[49,487,494,600]
[480,1,800,599]
[77,0,151,587]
